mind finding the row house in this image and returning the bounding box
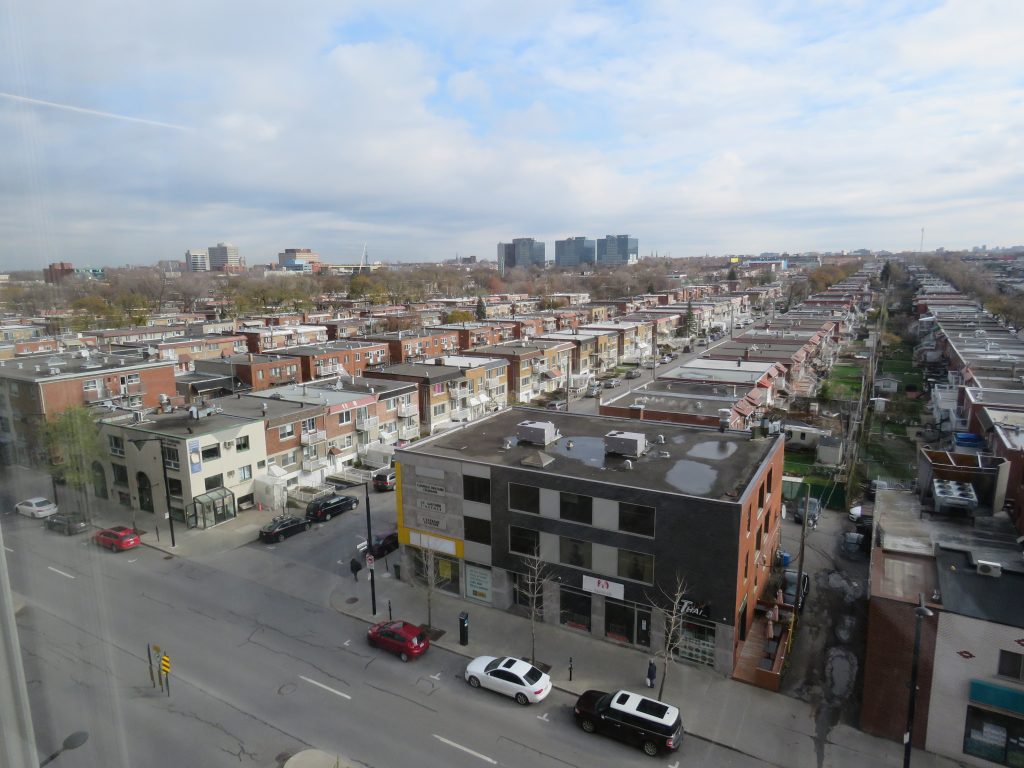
[367,363,465,436]
[274,340,389,382]
[579,303,613,322]
[414,355,509,421]
[324,319,363,340]
[502,317,547,339]
[600,379,761,431]
[0,324,39,342]
[0,351,178,465]
[92,325,188,347]
[364,329,461,364]
[96,405,268,528]
[114,334,248,373]
[621,311,681,351]
[195,353,301,392]
[581,320,649,364]
[661,359,787,409]
[426,322,516,351]
[462,340,573,403]
[240,324,329,352]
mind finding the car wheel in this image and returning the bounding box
[323,512,331,521]
[642,740,659,757]
[368,637,377,648]
[515,692,529,706]
[467,676,480,688]
[400,652,409,662]
[277,533,285,543]
[580,719,596,734]
[304,522,311,531]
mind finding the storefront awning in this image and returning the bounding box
[971,679,1024,715]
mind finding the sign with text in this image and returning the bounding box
[466,564,492,603]
[415,480,447,497]
[416,498,446,515]
[582,575,624,600]
[187,438,202,474]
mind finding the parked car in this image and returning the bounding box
[625,368,642,378]
[585,383,602,397]
[367,620,429,662]
[258,515,311,543]
[368,531,399,558]
[44,513,89,536]
[848,504,871,522]
[604,377,622,388]
[94,526,141,552]
[373,468,397,491]
[783,569,810,611]
[660,355,672,365]
[15,497,58,518]
[643,360,657,369]
[546,399,568,411]
[854,516,875,535]
[792,497,821,526]
[865,479,890,499]
[465,655,552,705]
[305,494,359,522]
[840,531,869,556]
[574,689,684,757]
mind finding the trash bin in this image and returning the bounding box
[777,550,791,567]
[458,611,469,646]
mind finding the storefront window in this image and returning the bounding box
[674,617,717,667]
[963,705,1024,766]
[560,586,591,631]
[605,598,635,644]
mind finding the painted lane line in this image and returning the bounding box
[3,546,12,553]
[47,566,75,580]
[299,675,351,700]
[537,712,549,722]
[432,735,496,764]
[127,558,138,563]
[343,639,351,647]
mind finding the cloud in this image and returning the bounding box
[1,0,1022,268]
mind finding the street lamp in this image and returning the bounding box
[39,731,88,766]
[362,478,377,616]
[130,437,176,548]
[903,593,934,768]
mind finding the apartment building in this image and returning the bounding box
[461,340,573,403]
[364,330,460,364]
[240,325,328,353]
[195,353,301,392]
[394,408,784,675]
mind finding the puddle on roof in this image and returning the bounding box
[686,441,738,461]
[546,436,608,467]
[665,460,718,495]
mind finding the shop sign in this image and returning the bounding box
[680,600,710,619]
[466,564,492,602]
[416,498,446,515]
[415,480,446,497]
[419,515,446,530]
[582,575,624,600]
[187,438,202,474]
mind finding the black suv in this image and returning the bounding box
[305,494,359,522]
[44,513,90,536]
[574,689,683,757]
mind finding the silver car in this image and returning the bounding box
[465,656,552,705]
[16,497,59,518]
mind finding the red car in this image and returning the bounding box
[367,620,429,662]
[94,526,141,552]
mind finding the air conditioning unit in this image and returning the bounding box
[977,560,1002,577]
[223,441,233,449]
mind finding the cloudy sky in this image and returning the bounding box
[1,0,1022,269]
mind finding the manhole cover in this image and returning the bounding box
[346,597,359,604]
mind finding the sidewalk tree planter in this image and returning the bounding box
[519,549,554,667]
[45,405,103,520]
[648,574,691,700]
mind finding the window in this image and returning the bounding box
[108,435,125,457]
[167,477,183,498]
[619,503,655,536]
[508,483,539,514]
[283,450,298,466]
[963,705,1024,766]
[560,537,592,568]
[201,444,221,461]
[239,464,252,481]
[508,526,539,555]
[432,404,446,417]
[998,650,1024,681]
[257,459,266,469]
[560,586,592,631]
[112,463,128,486]
[560,492,592,525]
[257,370,265,380]
[758,484,765,511]
[279,423,295,439]
[464,516,491,545]
[432,383,445,395]
[270,367,281,377]
[302,417,316,433]
[339,411,352,425]
[463,475,491,504]
[386,398,397,411]
[618,550,654,583]
[236,435,250,451]
[205,474,223,491]
[82,379,98,392]
[162,445,180,469]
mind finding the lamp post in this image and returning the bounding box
[903,593,934,768]
[130,437,176,548]
[364,479,377,616]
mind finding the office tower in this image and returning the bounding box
[596,235,638,266]
[555,237,596,268]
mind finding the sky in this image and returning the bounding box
[1,0,1022,269]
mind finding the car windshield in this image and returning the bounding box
[484,658,503,673]
[523,666,543,684]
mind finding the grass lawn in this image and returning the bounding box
[863,435,918,480]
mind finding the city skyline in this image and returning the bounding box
[2,1,1022,269]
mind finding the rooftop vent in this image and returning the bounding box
[604,430,648,458]
[516,420,560,446]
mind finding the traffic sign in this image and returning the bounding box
[160,655,171,674]
[366,554,375,569]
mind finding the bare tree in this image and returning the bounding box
[518,550,554,666]
[417,547,448,631]
[649,574,690,700]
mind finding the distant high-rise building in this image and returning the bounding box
[278,248,320,272]
[44,262,75,284]
[497,242,516,276]
[208,242,243,271]
[555,237,596,268]
[498,237,545,275]
[596,235,638,266]
[185,249,209,272]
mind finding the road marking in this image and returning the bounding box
[430,672,441,680]
[433,735,496,764]
[343,639,351,647]
[299,675,351,700]
[668,762,679,768]
[127,558,138,563]
[47,566,75,580]
[537,712,549,722]
[3,546,12,553]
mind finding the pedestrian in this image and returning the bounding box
[646,658,657,689]
[349,557,362,582]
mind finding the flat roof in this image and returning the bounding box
[400,407,779,500]
[0,352,168,381]
[103,408,252,438]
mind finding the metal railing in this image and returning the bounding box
[301,429,327,445]
[398,403,418,417]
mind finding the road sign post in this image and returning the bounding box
[366,554,375,570]
[160,654,171,697]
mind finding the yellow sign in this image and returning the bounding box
[160,656,171,674]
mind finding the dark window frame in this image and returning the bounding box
[508,525,539,555]
[618,502,655,536]
[464,516,492,545]
[560,492,593,525]
[508,483,540,514]
[463,475,491,505]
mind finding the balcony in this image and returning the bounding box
[399,424,420,440]
[119,381,144,395]
[301,429,327,445]
[302,457,329,472]
[315,364,342,377]
[398,402,418,418]
[84,387,108,402]
[380,431,399,445]
[449,407,469,421]
[355,415,379,431]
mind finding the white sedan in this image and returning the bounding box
[16,497,59,518]
[465,656,552,705]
